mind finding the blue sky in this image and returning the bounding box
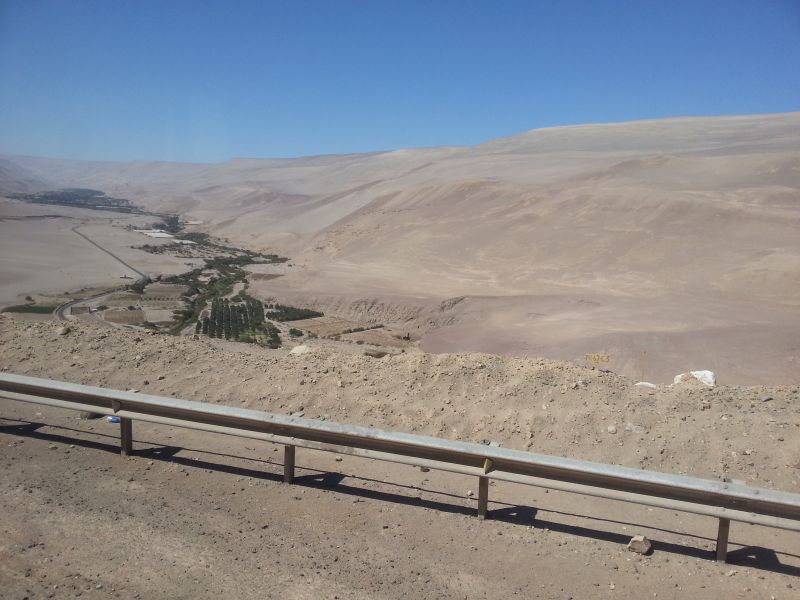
[1,0,798,162]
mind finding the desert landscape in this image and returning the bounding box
[2,112,800,599]
[2,113,799,383]
[4,1,800,596]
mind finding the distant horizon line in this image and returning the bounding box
[2,110,797,166]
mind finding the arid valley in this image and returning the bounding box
[3,113,800,384]
[2,113,800,599]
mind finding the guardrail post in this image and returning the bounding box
[715,518,730,562]
[283,445,295,483]
[477,476,489,519]
[119,417,133,456]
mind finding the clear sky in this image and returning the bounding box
[1,0,798,162]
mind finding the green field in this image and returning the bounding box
[2,304,58,314]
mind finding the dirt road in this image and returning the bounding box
[2,402,798,600]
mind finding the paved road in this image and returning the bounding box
[54,288,118,321]
[71,226,145,277]
[54,227,147,320]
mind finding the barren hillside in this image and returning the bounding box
[2,113,799,383]
[0,159,51,195]
[2,316,798,487]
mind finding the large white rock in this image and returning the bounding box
[290,345,311,355]
[673,370,716,386]
[635,381,657,389]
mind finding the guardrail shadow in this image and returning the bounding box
[725,546,800,575]
[2,418,799,576]
[0,421,120,454]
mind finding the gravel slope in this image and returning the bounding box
[2,315,800,598]
[2,316,798,489]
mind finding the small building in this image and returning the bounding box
[135,229,175,238]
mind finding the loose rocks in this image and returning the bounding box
[78,411,103,420]
[627,535,652,555]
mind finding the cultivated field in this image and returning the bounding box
[102,308,146,325]
[0,199,200,308]
[340,328,410,348]
[289,315,365,337]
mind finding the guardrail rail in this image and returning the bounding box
[1,372,799,562]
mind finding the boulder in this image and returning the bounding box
[290,345,311,355]
[672,370,715,386]
[627,535,652,555]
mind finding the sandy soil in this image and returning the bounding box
[1,315,799,599]
[0,200,201,308]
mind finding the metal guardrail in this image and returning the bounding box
[1,372,798,562]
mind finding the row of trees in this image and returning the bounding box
[194,297,261,340]
[195,296,281,347]
[264,303,323,322]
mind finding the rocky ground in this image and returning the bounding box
[1,314,799,599]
